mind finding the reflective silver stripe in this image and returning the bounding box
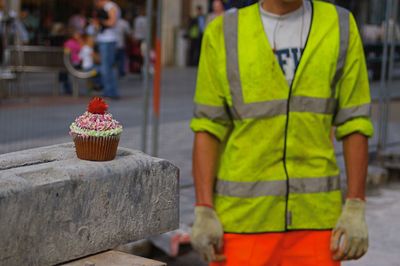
[331,6,350,98]
[228,99,287,119]
[290,96,337,114]
[334,103,371,125]
[216,179,287,198]
[228,96,337,120]
[194,104,231,121]
[289,176,341,194]
[224,10,243,111]
[215,175,341,198]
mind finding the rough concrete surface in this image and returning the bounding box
[0,144,179,266]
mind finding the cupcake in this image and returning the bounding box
[70,97,123,161]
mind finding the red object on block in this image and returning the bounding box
[88,97,109,115]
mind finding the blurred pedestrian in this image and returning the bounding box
[130,8,147,74]
[188,5,206,66]
[115,12,131,78]
[61,29,82,95]
[0,4,29,46]
[79,34,97,72]
[64,30,82,68]
[190,0,374,265]
[0,1,29,63]
[94,0,121,99]
[133,8,146,44]
[40,11,54,45]
[68,8,87,34]
[206,0,225,26]
[20,6,39,44]
[49,22,66,46]
[128,38,143,74]
[80,34,102,93]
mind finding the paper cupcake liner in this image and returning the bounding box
[72,134,120,161]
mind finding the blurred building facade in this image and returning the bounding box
[4,0,400,66]
[4,0,208,65]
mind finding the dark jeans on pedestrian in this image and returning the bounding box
[116,48,126,77]
[188,37,202,66]
[98,41,119,98]
[59,71,72,95]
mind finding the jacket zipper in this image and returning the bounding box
[282,1,314,231]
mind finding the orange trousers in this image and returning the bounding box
[210,231,340,266]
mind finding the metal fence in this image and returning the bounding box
[367,0,400,156]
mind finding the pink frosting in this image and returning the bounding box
[74,111,121,131]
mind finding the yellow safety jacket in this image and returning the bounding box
[191,1,374,233]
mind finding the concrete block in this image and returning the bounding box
[0,143,179,266]
[61,250,166,266]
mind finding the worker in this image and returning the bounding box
[190,0,374,265]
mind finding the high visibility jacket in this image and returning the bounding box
[191,1,374,233]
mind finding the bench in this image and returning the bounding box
[3,45,96,98]
[0,70,17,99]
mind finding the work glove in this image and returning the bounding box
[190,206,226,262]
[331,199,368,261]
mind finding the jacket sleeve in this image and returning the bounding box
[334,13,374,141]
[190,22,232,142]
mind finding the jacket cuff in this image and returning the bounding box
[190,118,230,142]
[335,117,374,141]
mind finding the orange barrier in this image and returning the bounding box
[210,231,340,266]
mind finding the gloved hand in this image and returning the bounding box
[190,206,226,262]
[331,199,368,261]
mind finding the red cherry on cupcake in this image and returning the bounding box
[88,97,109,115]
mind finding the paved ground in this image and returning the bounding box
[1,69,400,265]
